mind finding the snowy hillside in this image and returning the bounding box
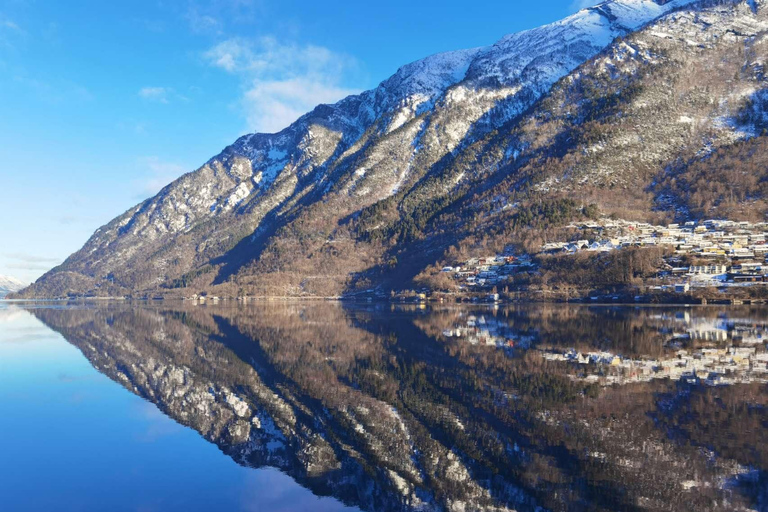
[0,275,27,298]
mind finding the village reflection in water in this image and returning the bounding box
[26,302,768,512]
[438,307,768,386]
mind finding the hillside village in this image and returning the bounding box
[441,219,768,294]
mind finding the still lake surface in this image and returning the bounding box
[1,302,768,512]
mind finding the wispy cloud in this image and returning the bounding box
[139,86,171,103]
[56,214,96,226]
[570,0,601,12]
[204,37,352,81]
[1,18,22,32]
[185,7,222,35]
[138,86,189,104]
[203,37,361,133]
[0,14,25,49]
[12,74,93,104]
[243,78,357,135]
[0,254,60,283]
[3,253,61,264]
[183,0,259,35]
[116,120,149,135]
[2,252,61,272]
[6,263,54,271]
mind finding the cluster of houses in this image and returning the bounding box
[440,252,536,288]
[440,219,768,291]
[543,218,768,256]
[542,218,768,289]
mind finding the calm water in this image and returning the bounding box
[1,302,768,512]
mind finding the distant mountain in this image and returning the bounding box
[17,0,768,299]
[0,275,27,298]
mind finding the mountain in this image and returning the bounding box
[0,275,27,298]
[17,0,768,299]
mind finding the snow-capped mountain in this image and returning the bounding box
[19,0,768,299]
[0,275,27,298]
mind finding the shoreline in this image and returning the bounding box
[3,295,766,307]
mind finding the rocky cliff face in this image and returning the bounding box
[18,0,768,299]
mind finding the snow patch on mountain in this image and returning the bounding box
[0,275,27,297]
[133,0,702,234]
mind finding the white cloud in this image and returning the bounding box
[1,253,60,276]
[138,86,170,103]
[2,253,60,265]
[570,0,601,11]
[185,7,222,35]
[1,19,21,32]
[0,15,25,49]
[244,78,358,134]
[138,86,188,104]
[203,39,247,72]
[203,37,361,133]
[183,0,258,35]
[204,37,350,77]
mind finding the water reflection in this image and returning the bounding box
[27,303,768,512]
[429,307,768,387]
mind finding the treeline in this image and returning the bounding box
[655,135,768,221]
[528,245,671,290]
[413,198,600,292]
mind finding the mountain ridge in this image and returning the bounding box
[17,0,768,299]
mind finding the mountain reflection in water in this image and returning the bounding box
[28,303,768,512]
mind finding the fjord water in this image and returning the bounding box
[0,304,359,512]
[2,302,768,511]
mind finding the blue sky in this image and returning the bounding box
[0,0,596,283]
